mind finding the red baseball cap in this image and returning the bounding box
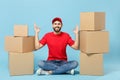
[52,17,63,24]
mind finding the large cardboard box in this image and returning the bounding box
[5,36,35,53]
[80,31,109,53]
[80,12,105,30]
[80,52,103,75]
[9,52,34,76]
[14,24,28,36]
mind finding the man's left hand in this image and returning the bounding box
[73,25,79,34]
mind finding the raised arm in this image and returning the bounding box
[34,23,44,50]
[71,25,79,50]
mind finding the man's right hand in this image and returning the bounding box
[34,23,43,50]
[34,23,40,33]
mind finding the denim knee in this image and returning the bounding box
[38,60,45,68]
[71,60,78,68]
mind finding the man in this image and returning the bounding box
[34,17,79,75]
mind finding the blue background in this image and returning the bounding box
[0,0,120,80]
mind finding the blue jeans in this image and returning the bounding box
[38,60,78,74]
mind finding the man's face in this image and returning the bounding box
[52,21,62,33]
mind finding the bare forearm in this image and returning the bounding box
[71,33,79,50]
[73,33,79,50]
[35,32,40,49]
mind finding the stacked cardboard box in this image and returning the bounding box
[79,12,109,75]
[5,25,35,76]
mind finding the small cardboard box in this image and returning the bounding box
[9,52,34,76]
[80,52,103,75]
[80,12,105,30]
[80,31,109,53]
[5,36,35,53]
[14,24,28,36]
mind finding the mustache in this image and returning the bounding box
[53,26,61,32]
[54,26,60,28]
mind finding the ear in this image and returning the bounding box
[52,24,54,27]
[61,24,63,27]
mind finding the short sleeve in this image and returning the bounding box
[67,34,75,46]
[39,34,47,46]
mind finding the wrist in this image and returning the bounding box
[75,32,78,35]
[35,32,39,34]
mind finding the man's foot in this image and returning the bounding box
[67,69,75,75]
[36,68,50,75]
[70,69,75,75]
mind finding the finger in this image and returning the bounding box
[73,26,77,31]
[76,25,78,28]
[34,23,38,27]
[76,25,79,30]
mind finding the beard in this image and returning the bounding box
[53,27,61,33]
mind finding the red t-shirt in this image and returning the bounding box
[39,32,74,61]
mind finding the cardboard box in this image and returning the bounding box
[5,36,35,53]
[80,12,105,30]
[80,31,109,53]
[80,52,103,75]
[9,52,34,76]
[14,24,28,36]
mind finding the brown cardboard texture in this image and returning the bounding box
[80,31,109,53]
[80,12,105,30]
[9,52,34,76]
[5,36,35,53]
[80,52,103,75]
[14,24,28,36]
